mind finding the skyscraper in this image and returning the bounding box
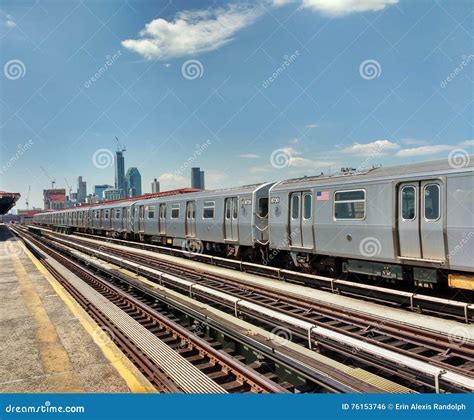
[191,167,205,189]
[77,176,87,203]
[126,167,142,197]
[94,184,112,199]
[115,150,126,198]
[151,178,160,193]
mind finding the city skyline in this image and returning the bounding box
[0,0,472,209]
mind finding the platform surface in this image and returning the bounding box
[0,225,155,393]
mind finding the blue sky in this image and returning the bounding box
[0,0,472,209]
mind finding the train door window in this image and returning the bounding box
[171,204,180,219]
[203,201,215,219]
[303,193,312,219]
[116,209,121,219]
[401,186,416,220]
[232,198,238,219]
[334,190,365,220]
[291,194,300,219]
[105,210,109,219]
[225,200,231,219]
[258,197,268,218]
[160,204,166,219]
[147,206,155,219]
[424,184,440,220]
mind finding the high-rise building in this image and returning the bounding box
[77,176,87,203]
[126,167,142,197]
[115,150,126,198]
[151,178,160,193]
[43,189,66,210]
[191,167,205,189]
[103,187,122,201]
[94,184,112,199]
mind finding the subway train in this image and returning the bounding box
[33,157,474,291]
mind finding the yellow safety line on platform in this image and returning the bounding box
[18,240,157,394]
[12,252,84,392]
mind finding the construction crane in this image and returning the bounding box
[40,166,56,189]
[115,136,126,152]
[25,185,31,210]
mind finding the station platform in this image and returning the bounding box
[0,225,155,393]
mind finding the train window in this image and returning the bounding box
[147,206,155,219]
[424,184,440,220]
[171,204,180,219]
[160,204,166,219]
[105,210,110,219]
[233,198,238,219]
[226,201,231,219]
[401,186,416,220]
[291,195,300,219]
[303,194,312,219]
[334,189,365,220]
[203,201,215,219]
[258,198,269,218]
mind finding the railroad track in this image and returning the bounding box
[16,226,399,394]
[48,227,473,323]
[18,226,474,393]
[15,229,295,394]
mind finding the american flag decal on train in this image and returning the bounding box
[316,191,329,201]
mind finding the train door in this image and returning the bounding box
[397,181,445,261]
[289,192,314,248]
[159,203,166,235]
[224,197,239,241]
[185,201,196,237]
[420,181,445,260]
[398,183,421,258]
[138,205,145,233]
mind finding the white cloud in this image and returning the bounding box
[301,0,398,16]
[461,140,474,147]
[5,20,16,28]
[122,4,263,60]
[305,123,319,129]
[342,139,399,156]
[239,153,260,159]
[289,156,335,169]
[158,172,187,189]
[395,145,453,157]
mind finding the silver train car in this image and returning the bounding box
[268,158,474,289]
[33,157,474,290]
